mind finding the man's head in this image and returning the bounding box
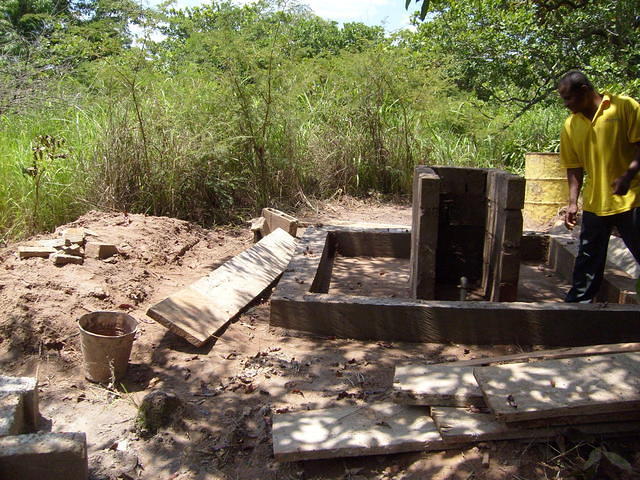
[557,70,597,115]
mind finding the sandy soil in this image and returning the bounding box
[0,195,638,480]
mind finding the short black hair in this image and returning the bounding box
[557,70,594,91]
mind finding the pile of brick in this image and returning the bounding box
[0,375,88,479]
[18,227,118,266]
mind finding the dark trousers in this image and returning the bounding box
[566,208,640,302]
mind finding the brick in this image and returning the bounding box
[84,242,118,259]
[0,376,38,431]
[0,432,88,480]
[51,253,84,266]
[0,393,25,436]
[18,246,57,259]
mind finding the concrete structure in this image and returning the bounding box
[0,432,88,480]
[0,376,39,431]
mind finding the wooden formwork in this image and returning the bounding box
[270,226,640,345]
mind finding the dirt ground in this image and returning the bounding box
[1,196,638,480]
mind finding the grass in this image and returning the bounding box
[0,51,566,241]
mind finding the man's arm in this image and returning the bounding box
[566,167,583,229]
[612,142,640,195]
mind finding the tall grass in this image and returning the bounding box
[0,44,565,241]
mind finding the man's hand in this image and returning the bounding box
[565,203,579,230]
[612,175,631,195]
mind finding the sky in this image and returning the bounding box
[148,0,415,33]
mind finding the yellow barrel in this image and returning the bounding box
[523,152,568,229]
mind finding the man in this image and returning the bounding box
[558,70,640,302]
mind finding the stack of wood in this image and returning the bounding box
[272,343,640,462]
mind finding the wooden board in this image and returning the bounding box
[272,402,457,462]
[392,364,484,407]
[446,342,640,367]
[432,407,640,444]
[148,228,296,347]
[474,352,640,422]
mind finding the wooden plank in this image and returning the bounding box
[474,352,640,422]
[272,402,457,462]
[432,407,640,444]
[507,409,640,429]
[148,228,296,347]
[393,364,484,407]
[270,292,640,345]
[410,166,439,300]
[262,208,299,237]
[446,342,640,367]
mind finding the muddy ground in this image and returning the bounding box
[0,196,638,479]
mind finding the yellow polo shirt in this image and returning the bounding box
[559,93,640,215]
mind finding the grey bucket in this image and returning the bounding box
[78,311,138,383]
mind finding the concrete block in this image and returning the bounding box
[250,217,265,243]
[38,238,65,249]
[0,432,88,480]
[52,253,84,266]
[0,393,25,436]
[261,208,298,237]
[84,242,118,259]
[62,244,82,256]
[18,246,57,259]
[0,376,38,431]
[63,228,85,246]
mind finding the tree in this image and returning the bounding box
[403,0,640,115]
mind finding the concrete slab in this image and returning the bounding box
[0,432,88,480]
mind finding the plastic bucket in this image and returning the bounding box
[78,311,138,383]
[523,152,569,229]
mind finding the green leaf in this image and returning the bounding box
[602,450,633,472]
[419,0,430,20]
[405,0,412,10]
[583,448,602,471]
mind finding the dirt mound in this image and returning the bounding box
[0,210,250,365]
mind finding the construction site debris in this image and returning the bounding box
[0,432,88,480]
[0,375,39,431]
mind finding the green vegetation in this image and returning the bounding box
[1,0,638,239]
